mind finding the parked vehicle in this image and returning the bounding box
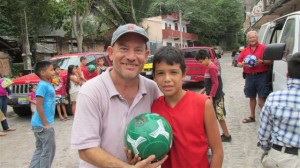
[8,52,112,116]
[258,11,300,91]
[180,46,220,83]
[140,55,154,79]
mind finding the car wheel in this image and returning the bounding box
[13,106,31,116]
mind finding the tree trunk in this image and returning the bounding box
[21,9,32,70]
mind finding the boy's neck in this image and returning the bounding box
[165,90,186,108]
[40,78,51,83]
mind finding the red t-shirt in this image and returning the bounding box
[237,43,269,73]
[151,91,209,168]
[80,65,89,80]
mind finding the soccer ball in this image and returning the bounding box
[88,64,96,73]
[125,113,173,161]
[244,55,258,67]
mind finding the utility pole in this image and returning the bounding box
[179,9,183,48]
[22,9,32,70]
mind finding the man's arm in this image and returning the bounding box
[204,99,223,168]
[79,147,167,168]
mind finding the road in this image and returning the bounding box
[0,53,264,168]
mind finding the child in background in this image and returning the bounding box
[195,50,232,142]
[66,65,81,115]
[97,57,107,75]
[53,65,68,121]
[28,84,37,116]
[29,61,56,167]
[151,46,223,168]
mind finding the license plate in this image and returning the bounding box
[185,76,191,80]
[146,71,152,75]
[18,97,29,105]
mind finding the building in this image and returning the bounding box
[141,13,198,54]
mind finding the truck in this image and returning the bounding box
[258,11,300,91]
[8,52,112,116]
[180,46,221,83]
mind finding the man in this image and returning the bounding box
[258,52,300,168]
[71,24,166,168]
[237,31,271,123]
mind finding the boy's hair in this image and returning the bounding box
[80,57,86,62]
[195,50,209,61]
[288,52,300,79]
[152,46,186,76]
[34,61,52,78]
[53,64,60,70]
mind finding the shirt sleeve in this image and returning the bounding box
[36,82,46,98]
[208,65,219,97]
[237,50,245,63]
[258,95,273,151]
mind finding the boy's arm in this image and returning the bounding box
[208,67,219,97]
[204,99,223,168]
[36,96,51,128]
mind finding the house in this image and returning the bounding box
[141,13,198,54]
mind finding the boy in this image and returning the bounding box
[151,46,223,168]
[52,65,68,121]
[78,57,88,81]
[195,50,232,142]
[29,61,56,168]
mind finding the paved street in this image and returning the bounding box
[0,53,264,168]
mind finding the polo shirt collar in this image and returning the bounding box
[101,67,147,98]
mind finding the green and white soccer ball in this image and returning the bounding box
[125,113,173,161]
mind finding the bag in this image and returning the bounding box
[1,78,13,88]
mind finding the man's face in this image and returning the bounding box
[154,61,185,98]
[108,33,149,80]
[247,32,258,47]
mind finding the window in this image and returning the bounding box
[167,42,172,46]
[86,54,96,66]
[280,19,295,60]
[165,23,167,29]
[175,23,178,30]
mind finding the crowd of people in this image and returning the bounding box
[1,23,299,168]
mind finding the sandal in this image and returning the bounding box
[64,116,70,120]
[4,127,16,132]
[242,116,255,123]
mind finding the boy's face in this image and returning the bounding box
[81,59,87,66]
[54,68,61,75]
[41,65,55,81]
[154,61,185,98]
[197,57,209,66]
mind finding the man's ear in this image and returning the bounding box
[107,46,113,61]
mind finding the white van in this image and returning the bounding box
[258,11,300,91]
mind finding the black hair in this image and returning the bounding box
[29,84,36,91]
[80,56,86,62]
[34,61,52,78]
[152,46,186,76]
[195,50,209,61]
[53,64,60,70]
[66,65,75,95]
[288,52,300,79]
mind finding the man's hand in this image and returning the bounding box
[134,155,168,168]
[125,148,141,165]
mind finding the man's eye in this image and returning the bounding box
[120,47,128,51]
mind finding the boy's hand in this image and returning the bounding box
[44,124,51,129]
[125,148,141,165]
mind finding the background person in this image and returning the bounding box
[237,30,271,123]
[28,84,37,116]
[71,23,166,168]
[53,65,68,121]
[151,46,223,168]
[195,50,232,142]
[258,52,300,168]
[66,65,81,115]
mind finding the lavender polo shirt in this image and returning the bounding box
[71,67,160,168]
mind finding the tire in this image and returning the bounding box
[13,106,31,116]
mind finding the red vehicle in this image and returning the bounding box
[180,46,220,83]
[8,52,112,116]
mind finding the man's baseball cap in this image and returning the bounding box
[111,23,149,46]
